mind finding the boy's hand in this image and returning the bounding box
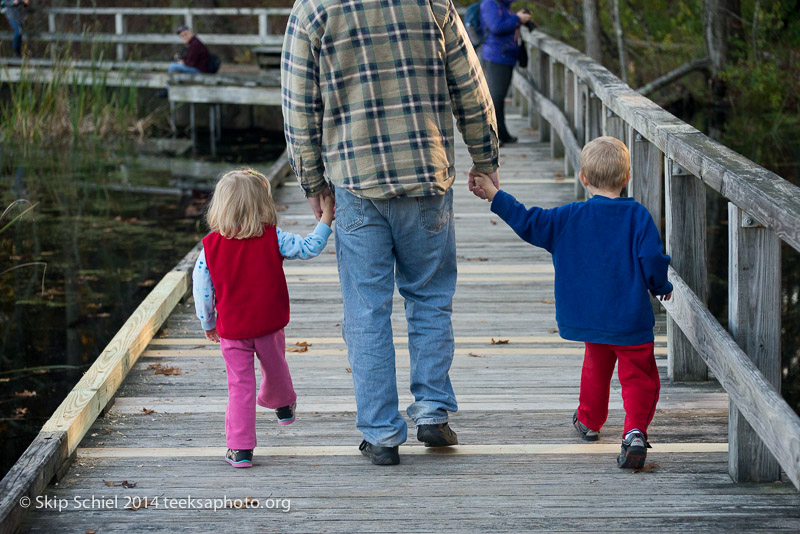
[205,328,220,343]
[473,172,499,201]
[657,292,673,302]
[319,189,335,227]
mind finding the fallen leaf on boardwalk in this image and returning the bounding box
[14,390,37,398]
[491,338,510,345]
[633,462,660,474]
[295,341,312,348]
[548,329,558,334]
[147,363,182,375]
[276,205,289,211]
[141,408,157,415]
[287,346,308,353]
[467,352,483,358]
[519,154,528,158]
[282,220,298,225]
[125,498,153,511]
[345,367,352,373]
[86,530,97,534]
[226,497,259,509]
[554,176,566,182]
[540,299,555,304]
[14,407,28,418]
[104,480,136,487]
[467,257,489,262]
[489,219,497,225]
[122,481,137,488]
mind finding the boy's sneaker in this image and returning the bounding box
[573,410,599,441]
[359,440,400,466]
[225,448,253,468]
[275,402,296,425]
[617,429,651,469]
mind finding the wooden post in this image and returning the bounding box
[190,103,196,154]
[628,127,662,235]
[574,81,587,199]
[601,106,626,143]
[115,13,127,62]
[549,58,565,160]
[185,12,194,31]
[665,158,708,381]
[728,203,782,482]
[564,70,576,176]
[48,13,57,60]
[585,91,601,144]
[209,105,217,157]
[526,41,539,129]
[259,14,268,43]
[537,51,550,143]
[216,104,222,141]
[169,100,177,137]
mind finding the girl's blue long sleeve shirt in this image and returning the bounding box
[490,190,672,345]
[192,221,332,331]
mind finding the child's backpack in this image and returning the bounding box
[464,1,485,48]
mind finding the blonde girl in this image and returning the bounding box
[193,168,334,468]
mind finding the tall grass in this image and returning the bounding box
[0,34,141,144]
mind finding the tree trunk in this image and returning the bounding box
[583,0,602,62]
[704,0,743,118]
[611,0,628,83]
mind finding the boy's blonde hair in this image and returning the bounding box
[206,168,278,239]
[580,136,630,191]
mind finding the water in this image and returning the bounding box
[0,138,281,480]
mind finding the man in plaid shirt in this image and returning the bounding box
[282,0,500,466]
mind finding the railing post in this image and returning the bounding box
[48,13,57,60]
[601,106,626,143]
[564,69,576,176]
[628,128,662,235]
[585,91,601,143]
[537,50,550,143]
[115,13,127,62]
[184,12,194,31]
[549,58,565,160]
[259,13,268,43]
[665,158,708,381]
[728,203,782,482]
[526,41,539,130]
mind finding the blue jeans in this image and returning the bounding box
[334,186,458,447]
[168,63,201,74]
[6,16,22,55]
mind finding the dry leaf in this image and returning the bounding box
[548,329,558,334]
[540,299,555,304]
[141,408,157,415]
[345,367,352,373]
[295,341,312,348]
[467,257,489,262]
[14,390,37,398]
[276,205,289,211]
[467,352,483,358]
[126,498,153,511]
[489,219,497,225]
[282,220,298,225]
[633,462,660,474]
[147,363,182,375]
[226,497,259,509]
[122,480,137,488]
[86,530,97,534]
[287,346,308,353]
[14,407,28,418]
[491,338,510,345]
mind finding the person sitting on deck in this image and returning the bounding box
[192,168,335,468]
[2,0,29,58]
[156,25,209,98]
[472,136,673,469]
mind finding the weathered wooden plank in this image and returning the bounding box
[665,157,708,381]
[549,59,566,159]
[661,267,800,489]
[628,127,663,234]
[537,51,551,143]
[727,203,782,482]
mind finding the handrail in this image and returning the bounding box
[521,29,800,253]
[513,27,800,490]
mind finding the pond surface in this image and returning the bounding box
[0,137,282,480]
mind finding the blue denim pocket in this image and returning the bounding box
[335,188,364,233]
[418,189,452,232]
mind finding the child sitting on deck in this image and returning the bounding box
[192,168,334,468]
[472,136,673,468]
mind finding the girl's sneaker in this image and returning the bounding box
[572,410,599,441]
[275,402,296,425]
[617,429,651,469]
[225,448,253,468]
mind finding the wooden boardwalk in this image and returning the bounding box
[19,115,800,532]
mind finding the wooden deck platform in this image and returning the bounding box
[19,115,800,532]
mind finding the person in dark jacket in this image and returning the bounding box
[480,0,531,144]
[169,25,209,74]
[3,0,29,57]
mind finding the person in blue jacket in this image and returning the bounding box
[480,0,531,144]
[472,136,673,470]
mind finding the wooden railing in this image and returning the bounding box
[511,28,800,489]
[0,7,292,62]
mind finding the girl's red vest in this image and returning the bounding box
[202,225,289,340]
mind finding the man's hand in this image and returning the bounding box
[469,167,499,200]
[306,185,332,221]
[517,10,532,24]
[319,190,335,227]
[205,328,220,343]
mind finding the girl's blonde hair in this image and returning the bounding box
[206,168,278,239]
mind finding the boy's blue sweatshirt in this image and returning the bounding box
[491,190,673,345]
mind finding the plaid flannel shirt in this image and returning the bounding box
[281,0,499,198]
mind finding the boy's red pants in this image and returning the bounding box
[576,341,660,438]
